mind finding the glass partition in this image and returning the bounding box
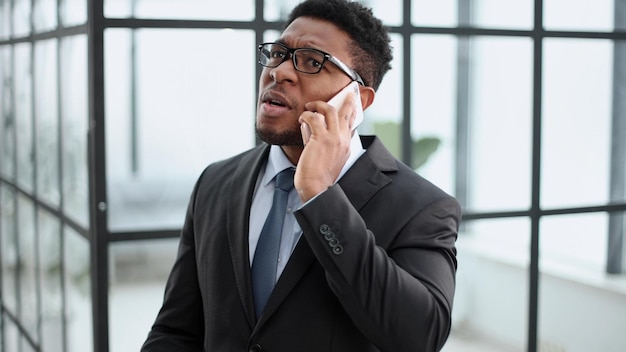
[105,0,254,20]
[411,34,458,193]
[1,1,625,352]
[468,36,534,213]
[544,0,616,31]
[450,218,531,351]
[34,0,57,33]
[61,35,90,229]
[35,38,61,206]
[412,0,458,27]
[15,43,34,193]
[105,28,257,232]
[542,38,614,208]
[0,46,14,178]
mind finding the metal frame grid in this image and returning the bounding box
[0,0,625,351]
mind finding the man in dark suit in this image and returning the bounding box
[141,0,461,351]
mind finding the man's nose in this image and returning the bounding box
[269,56,298,83]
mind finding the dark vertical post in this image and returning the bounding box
[130,0,139,174]
[607,0,626,274]
[254,0,264,146]
[528,1,544,351]
[401,0,412,166]
[87,0,110,351]
[455,0,471,211]
[0,1,17,350]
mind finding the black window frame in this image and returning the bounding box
[0,0,625,351]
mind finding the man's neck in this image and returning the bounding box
[280,145,304,165]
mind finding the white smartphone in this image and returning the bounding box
[301,81,364,144]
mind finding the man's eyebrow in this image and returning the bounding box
[273,38,322,52]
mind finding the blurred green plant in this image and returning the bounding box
[373,121,441,170]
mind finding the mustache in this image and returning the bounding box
[260,86,297,106]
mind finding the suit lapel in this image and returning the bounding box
[255,236,316,326]
[255,136,398,326]
[226,144,270,329]
[337,136,397,210]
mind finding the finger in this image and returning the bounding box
[336,92,356,130]
[298,111,326,139]
[301,122,311,146]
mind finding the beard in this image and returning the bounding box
[256,125,304,147]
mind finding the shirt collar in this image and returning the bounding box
[262,145,296,188]
[263,130,364,187]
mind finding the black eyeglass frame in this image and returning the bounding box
[258,42,365,86]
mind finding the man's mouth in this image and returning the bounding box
[262,91,291,109]
[267,99,286,107]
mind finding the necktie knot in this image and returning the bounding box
[275,168,295,192]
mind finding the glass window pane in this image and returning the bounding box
[412,0,457,27]
[13,0,31,37]
[109,238,178,352]
[60,35,89,228]
[368,0,402,27]
[64,226,92,352]
[446,218,530,351]
[544,0,615,31]
[541,213,607,273]
[542,39,612,208]
[473,0,533,29]
[61,0,87,26]
[263,29,281,43]
[22,339,37,352]
[1,185,17,313]
[265,0,400,25]
[38,209,64,351]
[4,318,20,352]
[411,34,457,194]
[468,36,533,213]
[0,45,14,180]
[18,194,38,341]
[35,39,61,206]
[539,275,626,351]
[105,28,256,231]
[33,0,57,33]
[539,214,626,352]
[105,0,254,20]
[362,33,403,161]
[0,0,11,39]
[264,0,304,22]
[15,43,34,193]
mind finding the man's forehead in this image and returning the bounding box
[278,17,351,54]
[275,34,323,50]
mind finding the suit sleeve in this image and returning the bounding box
[294,183,460,352]
[141,181,205,352]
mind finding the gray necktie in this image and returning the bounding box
[252,167,295,318]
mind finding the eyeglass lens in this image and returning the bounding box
[259,44,326,74]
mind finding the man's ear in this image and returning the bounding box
[359,86,376,110]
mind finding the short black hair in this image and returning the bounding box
[286,0,393,90]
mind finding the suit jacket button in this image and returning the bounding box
[249,344,263,352]
[333,245,344,255]
[320,224,331,234]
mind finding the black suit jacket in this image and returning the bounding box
[141,136,461,352]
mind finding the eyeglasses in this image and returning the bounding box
[258,42,365,86]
